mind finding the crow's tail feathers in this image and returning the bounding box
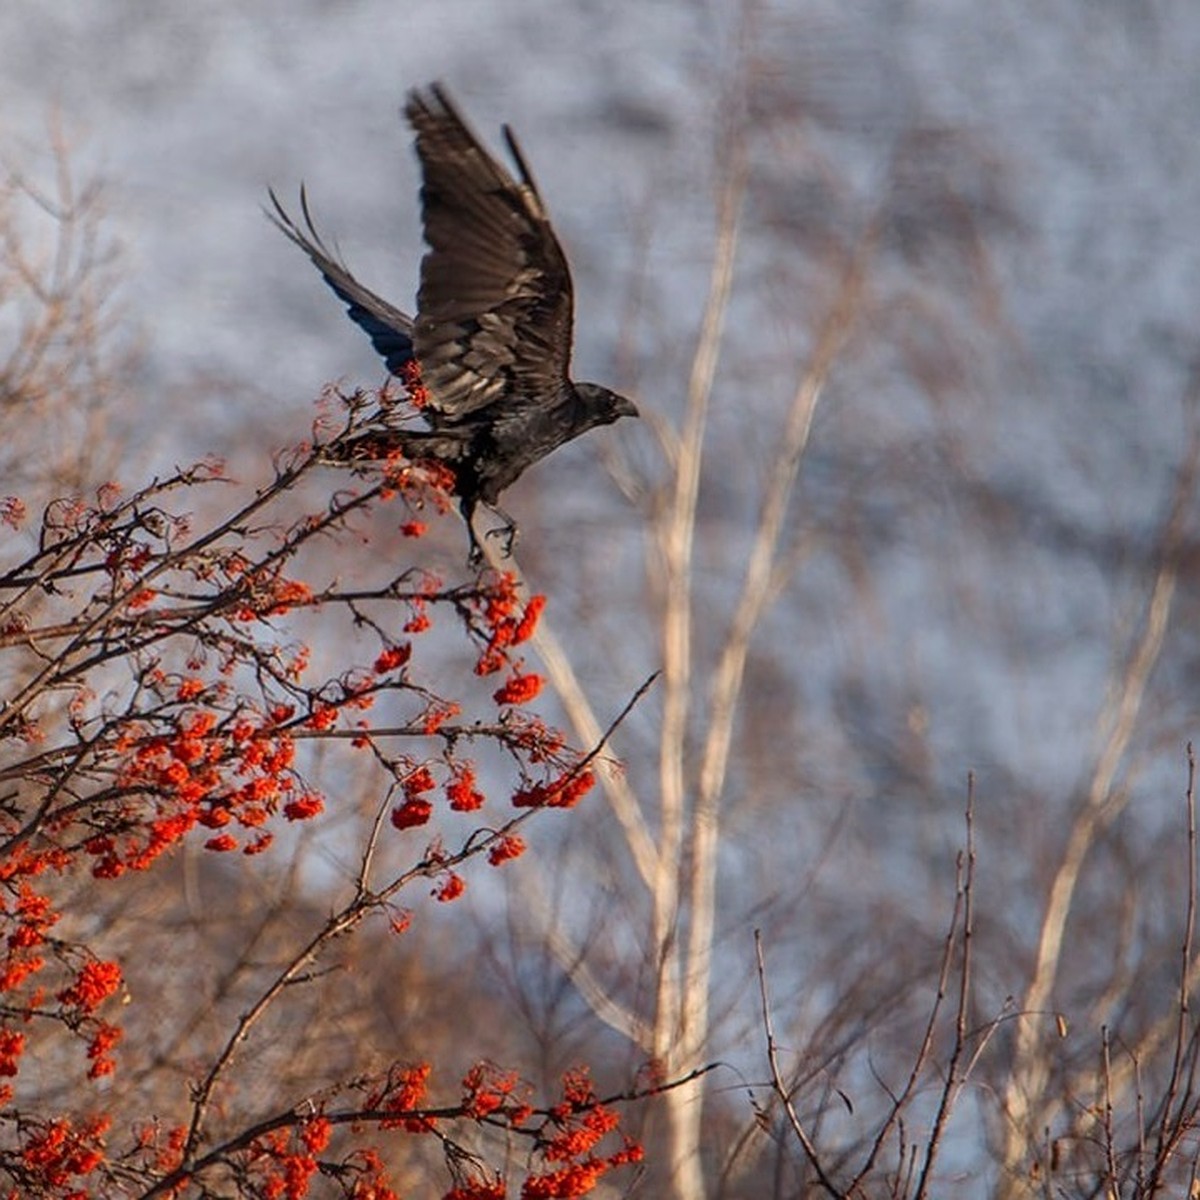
[317,426,466,466]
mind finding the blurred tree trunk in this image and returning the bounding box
[518,140,869,1194]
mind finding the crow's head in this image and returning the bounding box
[574,382,639,427]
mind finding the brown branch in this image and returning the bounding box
[141,1051,718,1198]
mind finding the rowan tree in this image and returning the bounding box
[0,148,661,1200]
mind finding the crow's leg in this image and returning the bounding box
[460,496,519,566]
[460,496,486,568]
[483,502,520,558]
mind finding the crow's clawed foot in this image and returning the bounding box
[464,504,518,569]
[485,520,519,559]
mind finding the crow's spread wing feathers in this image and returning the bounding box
[404,85,576,423]
[267,187,415,375]
[271,83,639,565]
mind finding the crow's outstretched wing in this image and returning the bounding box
[405,85,576,424]
[267,188,416,375]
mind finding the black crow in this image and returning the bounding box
[270,83,638,562]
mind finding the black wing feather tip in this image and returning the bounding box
[407,85,538,197]
[265,185,338,267]
[405,82,460,129]
[428,81,461,120]
[502,125,541,200]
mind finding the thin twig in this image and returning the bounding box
[755,929,845,1199]
[1102,1027,1118,1193]
[913,773,976,1199]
